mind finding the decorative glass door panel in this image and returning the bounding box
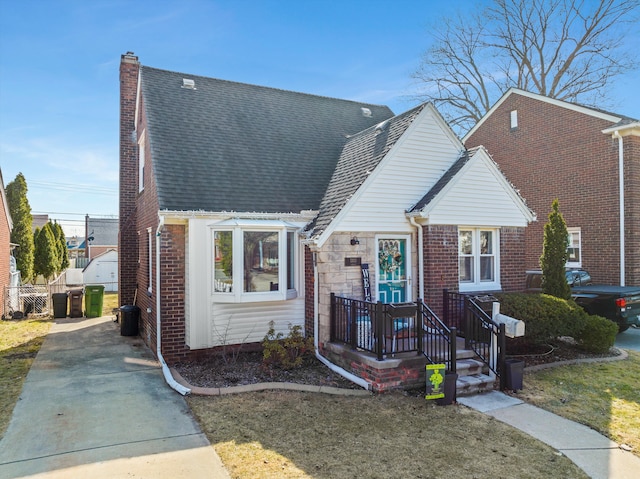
[377,238,408,303]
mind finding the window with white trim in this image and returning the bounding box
[459,228,500,292]
[212,224,298,302]
[567,228,581,267]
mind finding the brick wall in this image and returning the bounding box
[624,135,640,285]
[158,224,188,362]
[304,245,314,336]
[500,227,527,291]
[423,225,459,317]
[465,93,631,284]
[119,53,140,306]
[0,182,10,318]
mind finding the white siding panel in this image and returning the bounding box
[428,159,530,226]
[186,219,213,349]
[338,109,462,232]
[210,298,305,347]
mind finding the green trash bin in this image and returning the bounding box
[84,285,105,318]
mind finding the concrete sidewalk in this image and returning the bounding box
[459,391,640,479]
[0,315,230,479]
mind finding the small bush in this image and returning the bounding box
[575,315,617,353]
[495,293,588,344]
[262,321,314,370]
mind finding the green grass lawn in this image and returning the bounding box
[520,351,640,456]
[0,316,53,439]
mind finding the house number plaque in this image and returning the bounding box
[344,257,361,267]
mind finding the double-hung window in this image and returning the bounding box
[566,228,581,267]
[212,222,298,302]
[459,228,500,292]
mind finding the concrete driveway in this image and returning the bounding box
[616,325,640,352]
[0,315,229,478]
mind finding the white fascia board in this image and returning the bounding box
[464,88,623,142]
[314,105,444,249]
[159,209,317,225]
[602,122,640,137]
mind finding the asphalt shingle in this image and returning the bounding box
[139,66,394,213]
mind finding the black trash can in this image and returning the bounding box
[505,358,524,391]
[69,289,84,318]
[120,305,140,336]
[52,292,68,318]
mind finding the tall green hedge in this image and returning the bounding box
[496,292,586,343]
[496,293,617,353]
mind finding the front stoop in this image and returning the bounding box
[455,356,496,397]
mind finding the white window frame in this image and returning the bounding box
[138,130,146,192]
[458,227,501,292]
[566,228,582,268]
[211,223,299,303]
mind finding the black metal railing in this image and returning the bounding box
[418,300,457,374]
[443,290,507,389]
[330,294,457,371]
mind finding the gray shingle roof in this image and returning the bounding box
[140,66,394,213]
[408,149,471,213]
[308,104,427,237]
[87,218,118,246]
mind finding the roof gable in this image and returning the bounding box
[307,104,428,238]
[410,147,535,226]
[463,88,633,142]
[139,66,394,213]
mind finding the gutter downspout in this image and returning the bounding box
[613,131,625,286]
[311,249,370,390]
[156,215,191,395]
[409,217,424,299]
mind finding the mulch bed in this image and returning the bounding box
[173,337,621,391]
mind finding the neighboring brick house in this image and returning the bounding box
[464,89,640,287]
[119,53,534,390]
[1,169,14,318]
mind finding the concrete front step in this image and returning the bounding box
[456,373,496,397]
[456,358,488,376]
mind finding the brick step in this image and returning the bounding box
[456,358,489,376]
[456,373,496,397]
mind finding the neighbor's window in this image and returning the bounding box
[459,228,500,291]
[212,225,297,301]
[510,110,518,129]
[567,228,581,267]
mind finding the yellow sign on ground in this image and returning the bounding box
[425,363,446,400]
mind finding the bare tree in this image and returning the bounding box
[413,0,639,134]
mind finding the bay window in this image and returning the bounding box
[459,228,500,292]
[212,222,298,302]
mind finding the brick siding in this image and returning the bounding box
[423,225,459,317]
[118,53,140,307]
[466,93,639,285]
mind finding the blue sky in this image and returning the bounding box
[1,0,638,236]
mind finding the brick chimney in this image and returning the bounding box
[119,52,139,306]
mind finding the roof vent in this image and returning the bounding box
[361,107,372,118]
[182,78,196,90]
[375,120,389,134]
